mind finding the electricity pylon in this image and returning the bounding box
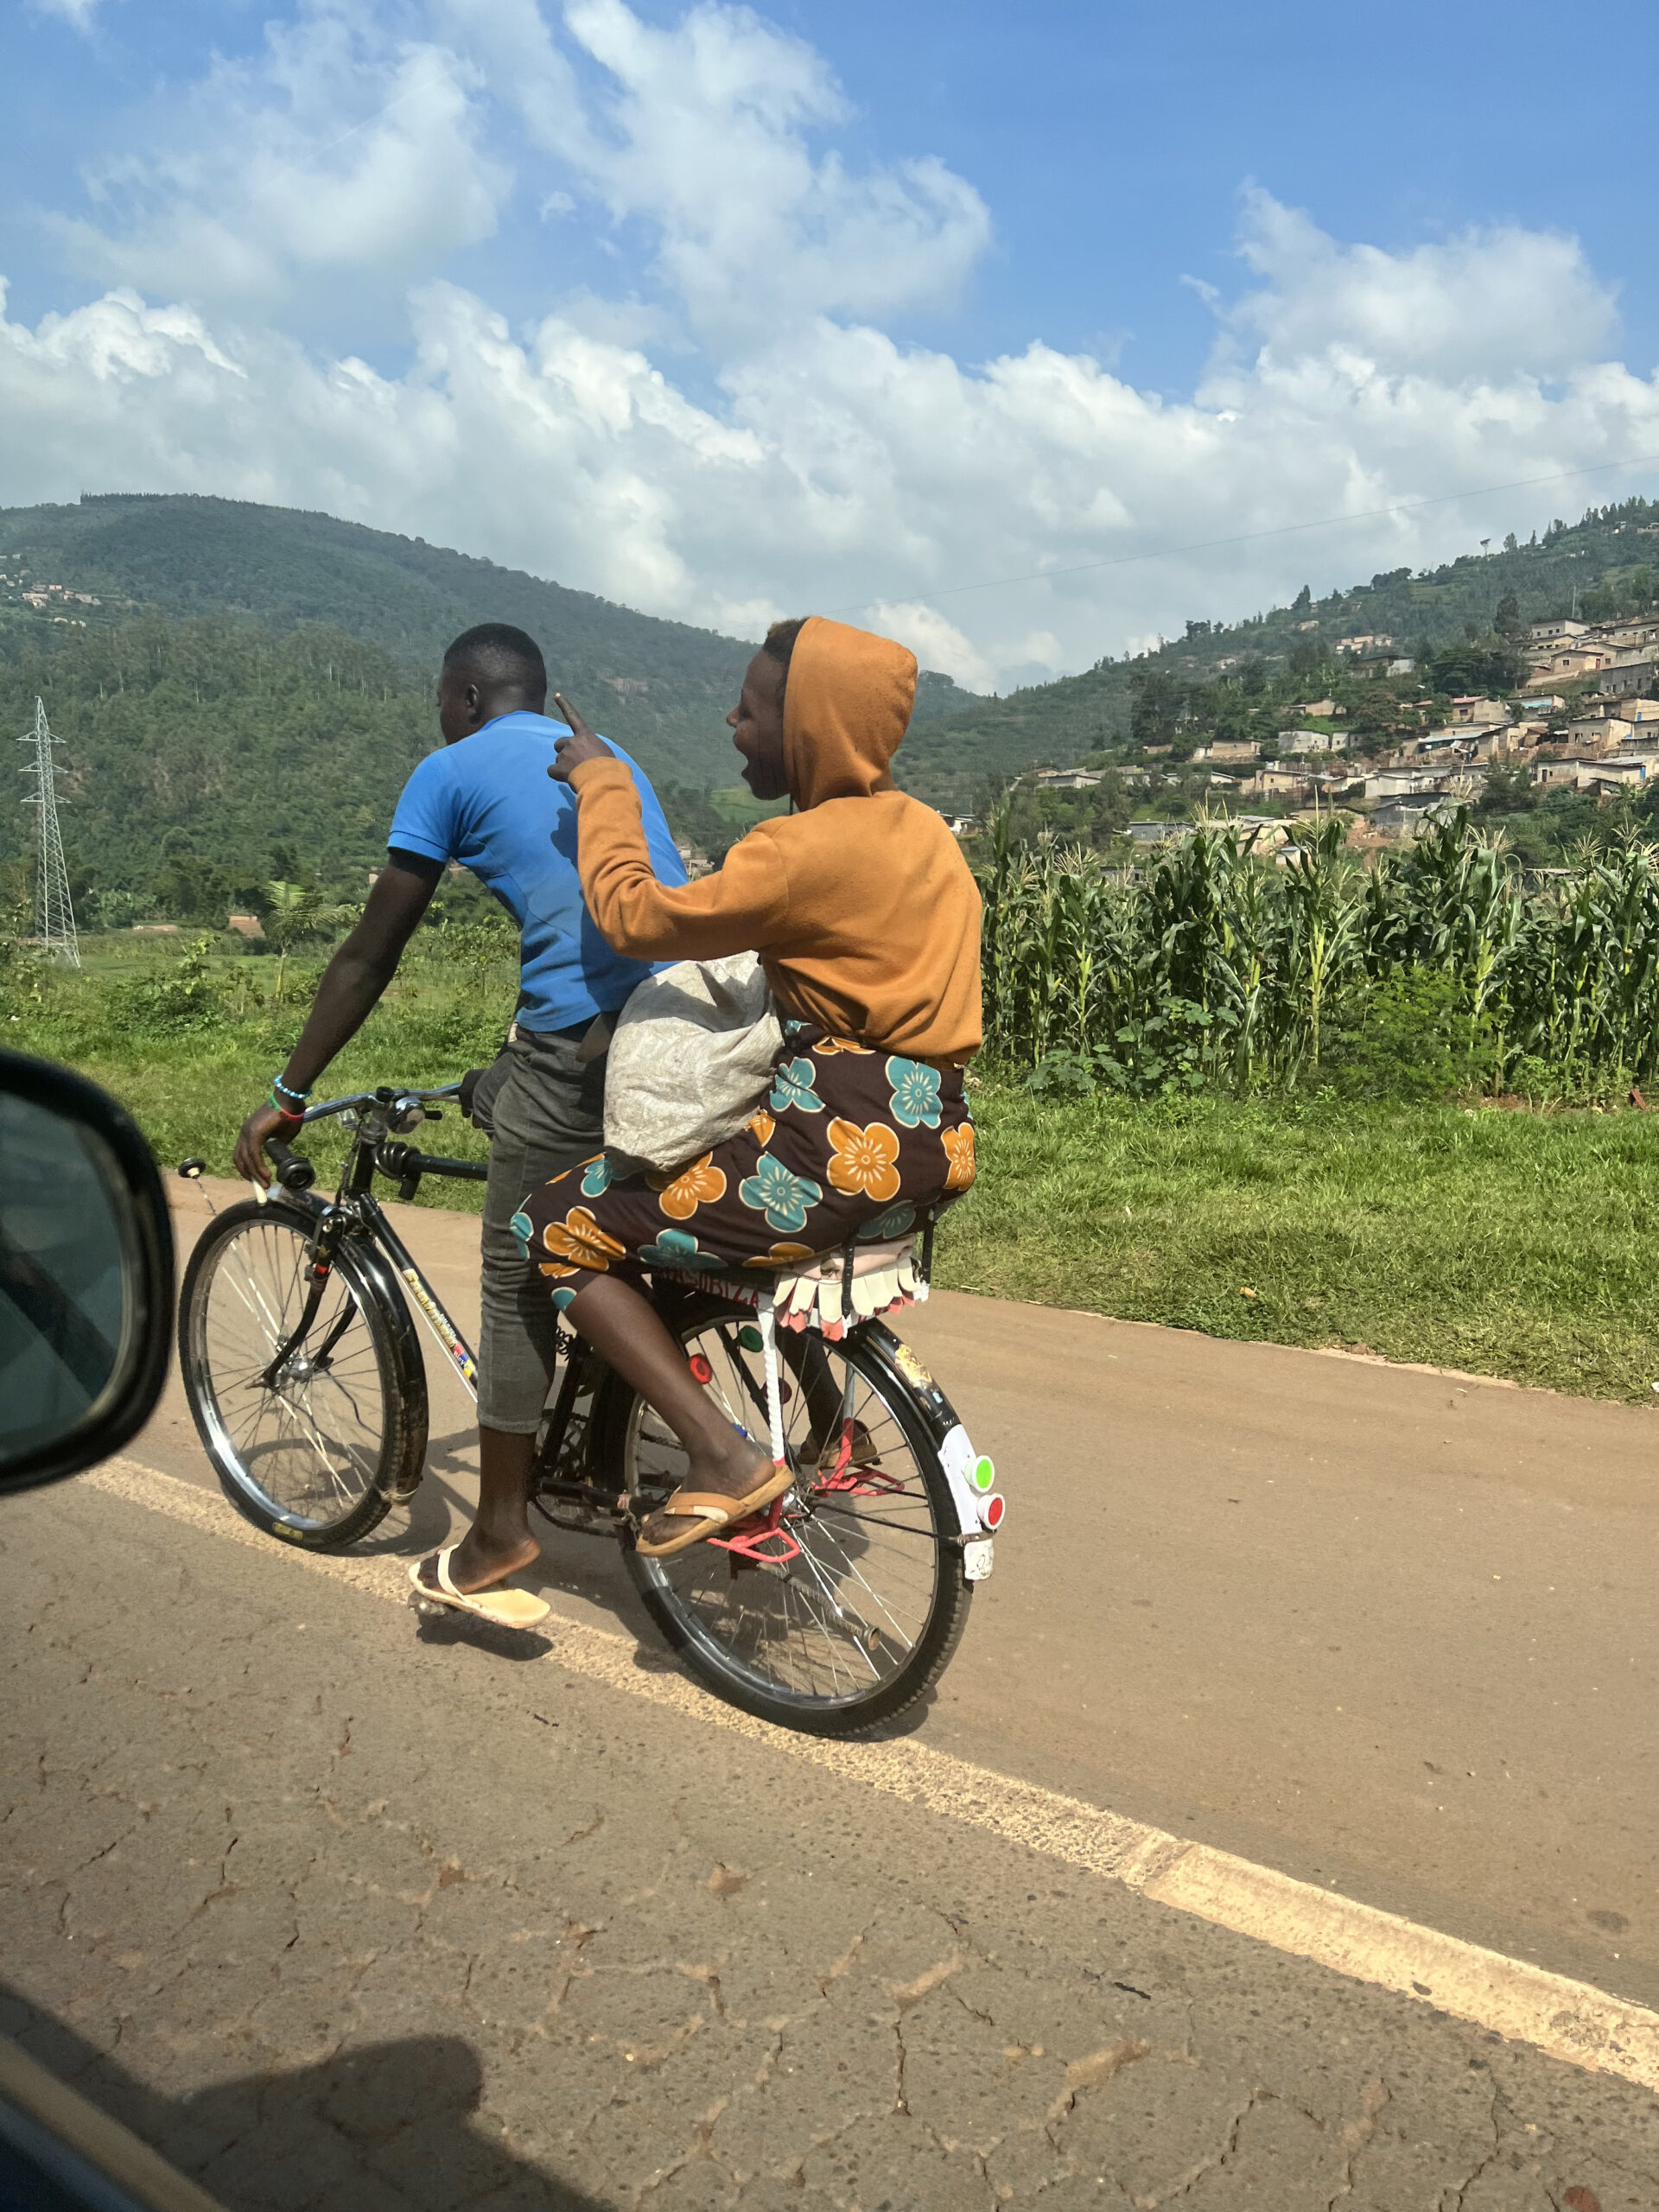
[19,696,79,967]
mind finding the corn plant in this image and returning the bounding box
[976,802,1659,1098]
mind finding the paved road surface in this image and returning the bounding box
[143,1180,1659,2006]
[0,1176,1653,2208]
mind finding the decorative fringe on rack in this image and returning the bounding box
[658,1237,924,1341]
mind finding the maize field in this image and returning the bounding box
[977,806,1659,1098]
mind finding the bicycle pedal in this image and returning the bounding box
[811,1465,904,1496]
[709,1521,802,1568]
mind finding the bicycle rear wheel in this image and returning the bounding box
[607,1305,973,1735]
[179,1199,426,1547]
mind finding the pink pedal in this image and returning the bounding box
[813,1422,905,1496]
[709,1516,801,1567]
[812,1465,905,1496]
[709,1487,800,1567]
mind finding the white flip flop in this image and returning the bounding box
[410,1546,551,1630]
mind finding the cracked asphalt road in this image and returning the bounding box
[5,1179,1658,2207]
[140,1182,1659,2005]
[3,1474,1658,2211]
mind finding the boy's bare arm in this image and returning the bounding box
[233,851,445,1185]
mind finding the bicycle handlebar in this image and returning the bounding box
[259,1077,479,1197]
[299,1081,462,1123]
[264,1138,317,1192]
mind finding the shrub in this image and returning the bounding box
[106,936,226,1036]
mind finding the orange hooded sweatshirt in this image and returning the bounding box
[567,616,982,1064]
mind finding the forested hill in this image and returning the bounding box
[9,488,1659,910]
[0,493,978,786]
[0,617,438,923]
[0,607,980,925]
[900,494,1659,810]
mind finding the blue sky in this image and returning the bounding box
[4,0,1659,687]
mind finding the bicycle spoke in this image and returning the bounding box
[628,1318,950,1716]
[795,1512,918,1655]
[188,1214,392,1532]
[785,1544,882,1681]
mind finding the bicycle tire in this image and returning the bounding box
[598,1300,973,1736]
[178,1198,427,1548]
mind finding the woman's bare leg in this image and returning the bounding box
[567,1272,772,1545]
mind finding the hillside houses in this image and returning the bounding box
[1280,728,1351,754]
[1190,739,1261,763]
[1030,766,1104,791]
[999,598,1659,855]
[1527,611,1659,696]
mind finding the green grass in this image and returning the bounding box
[942,1080,1659,1402]
[14,944,1659,1401]
[10,940,508,1212]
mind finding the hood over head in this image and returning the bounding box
[782,617,916,810]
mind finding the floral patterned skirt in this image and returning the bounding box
[515,1023,976,1310]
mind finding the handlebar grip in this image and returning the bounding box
[264,1139,316,1192]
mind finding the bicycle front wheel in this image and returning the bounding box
[607,1306,973,1735]
[179,1199,426,1547]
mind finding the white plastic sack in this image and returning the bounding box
[603,951,783,1172]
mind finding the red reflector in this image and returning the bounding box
[689,1353,714,1385]
[982,1493,1006,1529]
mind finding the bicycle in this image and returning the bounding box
[176,1079,1005,1736]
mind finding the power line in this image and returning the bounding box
[833,448,1659,619]
[20,697,79,969]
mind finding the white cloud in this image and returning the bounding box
[866,603,997,696]
[1217,187,1618,384]
[7,3,1659,691]
[32,0,99,29]
[551,0,991,345]
[54,3,511,318]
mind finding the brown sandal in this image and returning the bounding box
[635,1463,795,1559]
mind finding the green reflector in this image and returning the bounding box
[973,1456,995,1491]
[737,1325,764,1352]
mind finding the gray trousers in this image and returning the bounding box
[478,1029,607,1433]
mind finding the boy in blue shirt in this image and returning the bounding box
[236,623,687,1596]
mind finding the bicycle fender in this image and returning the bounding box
[855,1323,1002,1544]
[334,1224,431,1433]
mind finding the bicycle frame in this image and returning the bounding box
[264,1079,1001,1554]
[279,1082,486,1402]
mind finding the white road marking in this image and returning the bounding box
[90,1454,1659,2094]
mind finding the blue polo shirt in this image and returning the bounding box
[388,711,687,1034]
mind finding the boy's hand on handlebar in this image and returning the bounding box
[233,1101,294,1188]
[549,694,610,783]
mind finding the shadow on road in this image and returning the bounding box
[2,1984,603,2210]
[411,1606,558,1662]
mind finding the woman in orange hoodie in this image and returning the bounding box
[422,617,981,1595]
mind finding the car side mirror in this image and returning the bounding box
[0,1049,174,1495]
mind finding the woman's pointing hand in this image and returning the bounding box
[549,693,611,784]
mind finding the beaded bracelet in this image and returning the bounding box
[271,1074,309,1107]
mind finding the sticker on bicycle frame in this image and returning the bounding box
[891,1341,934,1392]
[938,1423,998,1537]
[401,1268,478,1387]
[962,1537,995,1582]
